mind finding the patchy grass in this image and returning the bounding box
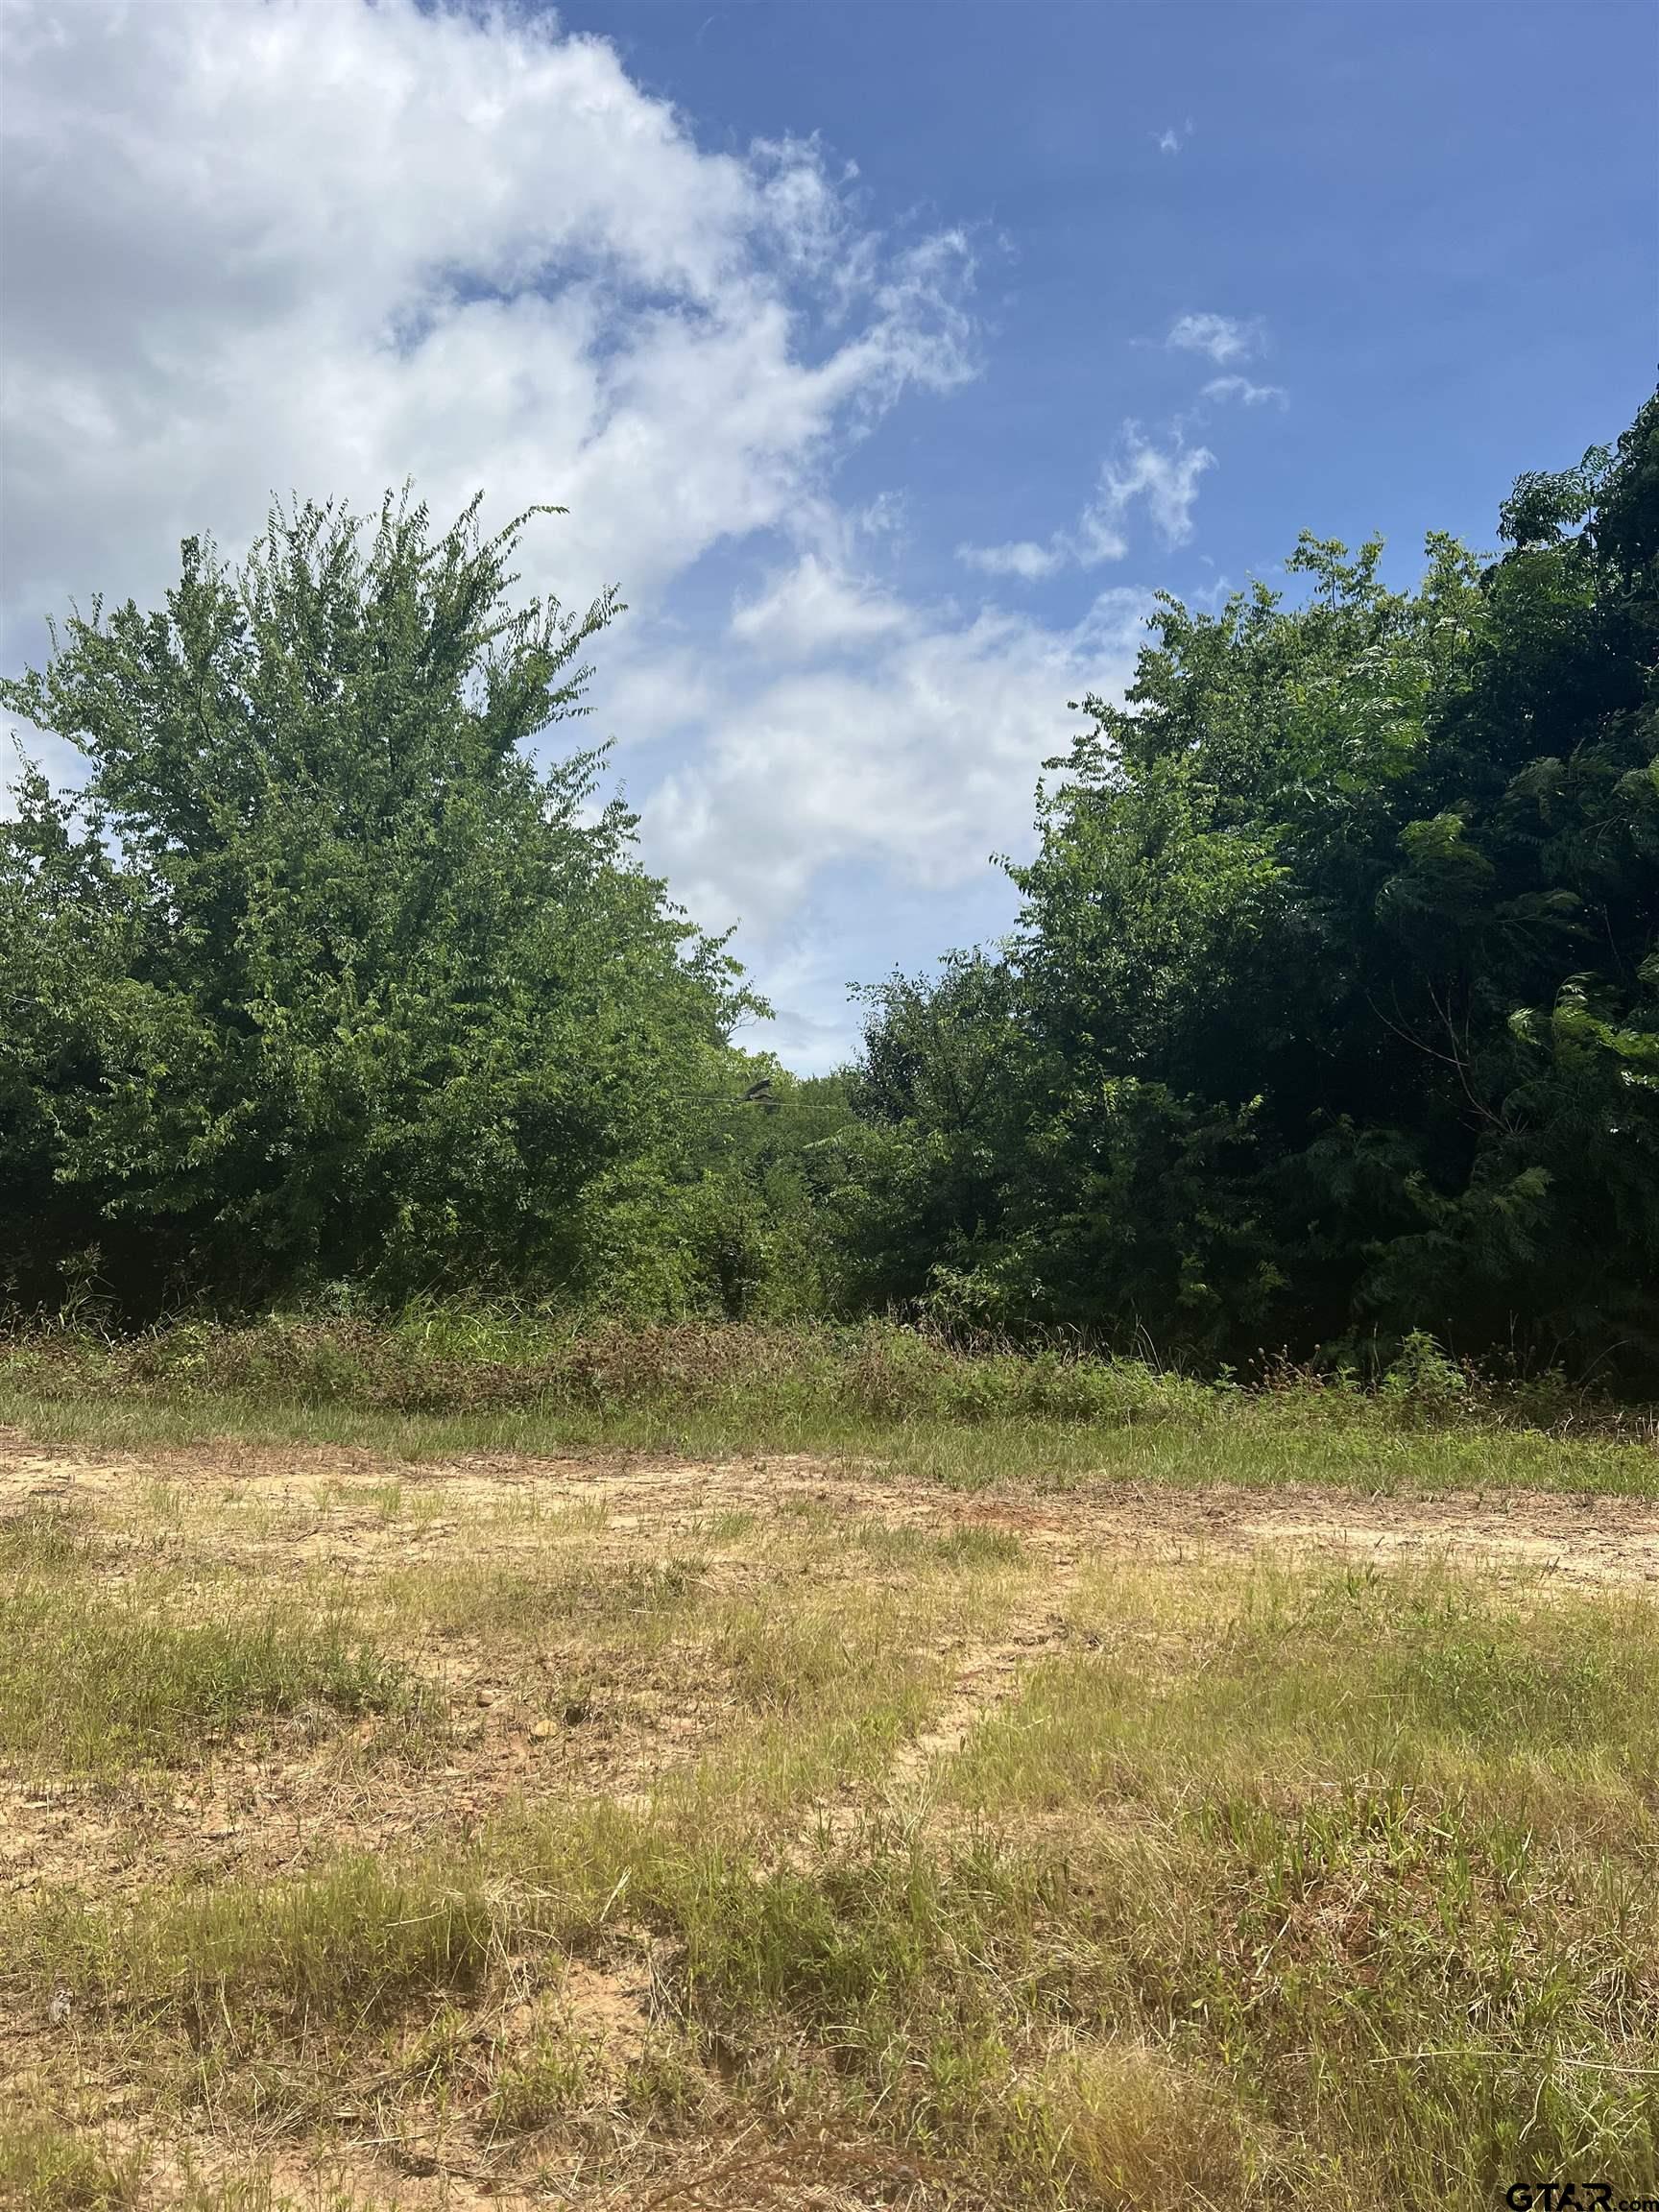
[950,1558,1659,1807]
[0,2121,145,2210]
[21,1855,499,2041]
[0,1591,419,1776]
[937,1560,1659,2204]
[0,1506,422,1773]
[2,1426,1657,2207]
[379,1544,707,1647]
[7,1385,1657,1500]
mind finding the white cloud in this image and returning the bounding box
[0,0,1160,1063]
[956,423,1212,581]
[1202,374,1288,409]
[956,540,1067,581]
[645,575,1153,935]
[1155,117,1194,156]
[0,0,976,655]
[1166,311,1264,365]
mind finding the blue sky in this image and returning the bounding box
[581,0,1653,589]
[3,0,1653,1067]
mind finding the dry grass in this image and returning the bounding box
[0,1512,420,1779]
[4,1312,1657,1499]
[2,1420,1656,2208]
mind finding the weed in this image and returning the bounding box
[0,1582,420,1772]
[0,2121,145,2209]
[488,2028,602,2130]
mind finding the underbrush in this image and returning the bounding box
[0,1311,1220,1426]
[2,1311,1653,1456]
[3,1314,1656,1507]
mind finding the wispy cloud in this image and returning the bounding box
[1201,373,1287,409]
[956,539,1066,581]
[1093,424,1214,546]
[1155,116,1194,156]
[1167,311,1264,365]
[957,422,1214,580]
[730,555,911,657]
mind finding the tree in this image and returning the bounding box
[1,491,762,1315]
[845,395,1659,1383]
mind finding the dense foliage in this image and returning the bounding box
[4,399,1654,1382]
[0,493,828,1318]
[842,397,1659,1384]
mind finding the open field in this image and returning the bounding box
[3,1416,1658,2210]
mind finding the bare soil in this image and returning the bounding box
[7,1428,1658,1585]
[6,1431,1658,2208]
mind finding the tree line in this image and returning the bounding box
[3,397,1655,1384]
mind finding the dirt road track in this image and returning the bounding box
[4,1431,1658,1588]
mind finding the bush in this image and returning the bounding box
[0,1310,1647,1442]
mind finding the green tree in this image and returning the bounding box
[846,396,1659,1382]
[1,492,764,1315]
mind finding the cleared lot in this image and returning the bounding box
[4,1433,1657,2209]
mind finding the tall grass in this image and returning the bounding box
[3,1312,1655,1496]
[0,1311,1221,1424]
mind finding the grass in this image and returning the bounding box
[931,1562,1659,2200]
[23,1855,499,2039]
[950,1558,1659,1804]
[2,1311,1655,1499]
[0,2123,389,2211]
[0,1509,421,1774]
[637,1567,1659,2205]
[0,2122,145,2210]
[5,1385,1658,1501]
[2,1347,1658,2206]
[379,1545,707,1646]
